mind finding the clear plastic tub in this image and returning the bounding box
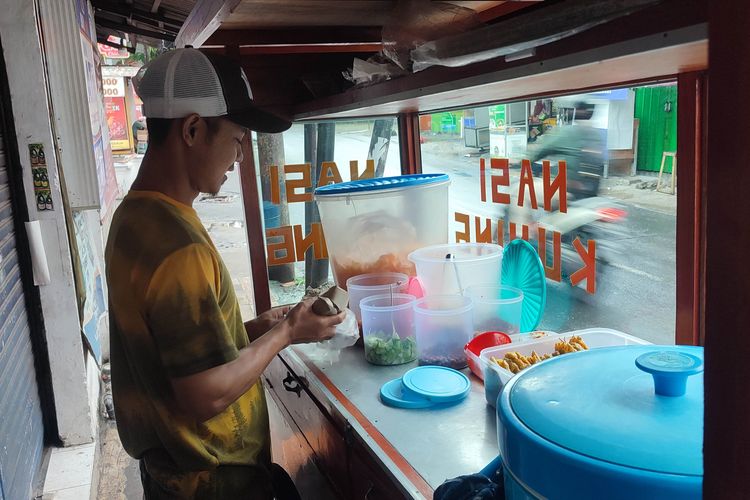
[408,243,503,296]
[346,272,409,325]
[467,285,524,336]
[314,174,450,289]
[414,295,474,369]
[481,328,651,407]
[360,293,417,365]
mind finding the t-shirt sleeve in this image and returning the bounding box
[144,243,239,377]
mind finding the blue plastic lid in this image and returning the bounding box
[508,345,703,476]
[314,173,450,196]
[380,378,437,409]
[501,239,546,332]
[401,366,471,403]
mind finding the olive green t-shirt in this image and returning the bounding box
[105,190,270,498]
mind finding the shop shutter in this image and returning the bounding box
[0,126,45,499]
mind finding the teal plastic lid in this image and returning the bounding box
[401,366,471,403]
[508,345,704,476]
[380,378,436,409]
[501,239,546,332]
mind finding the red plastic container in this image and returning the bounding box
[465,331,512,380]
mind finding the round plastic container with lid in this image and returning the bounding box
[314,174,450,289]
[497,345,704,500]
[408,243,503,296]
[414,295,474,369]
[360,293,417,366]
[466,284,523,335]
[346,272,409,325]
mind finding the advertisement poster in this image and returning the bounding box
[104,97,130,151]
[105,97,130,150]
[93,136,119,216]
[73,211,104,362]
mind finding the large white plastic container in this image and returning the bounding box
[414,295,474,369]
[314,174,450,289]
[408,243,503,296]
[481,328,650,408]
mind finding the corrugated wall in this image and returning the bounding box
[634,85,678,172]
[0,120,45,500]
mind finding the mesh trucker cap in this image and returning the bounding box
[133,48,291,133]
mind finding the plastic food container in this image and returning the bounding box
[467,285,523,335]
[314,174,450,289]
[482,328,649,408]
[414,295,473,369]
[497,345,703,499]
[360,293,417,366]
[346,272,409,325]
[464,331,512,380]
[408,243,503,296]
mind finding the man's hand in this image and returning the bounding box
[244,305,292,341]
[282,298,345,345]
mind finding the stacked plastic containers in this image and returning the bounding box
[406,243,505,368]
[360,293,417,365]
[346,272,409,327]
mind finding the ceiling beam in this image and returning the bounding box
[176,0,242,48]
[92,0,183,27]
[205,26,383,46]
[202,43,382,55]
[151,0,162,13]
[95,16,177,41]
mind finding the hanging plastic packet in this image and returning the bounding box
[307,286,359,364]
[307,308,360,364]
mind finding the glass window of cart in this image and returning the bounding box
[419,85,678,344]
[252,118,402,307]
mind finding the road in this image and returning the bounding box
[191,129,676,345]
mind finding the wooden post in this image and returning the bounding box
[704,0,750,494]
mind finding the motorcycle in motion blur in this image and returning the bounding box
[503,101,629,292]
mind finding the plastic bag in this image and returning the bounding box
[306,309,360,364]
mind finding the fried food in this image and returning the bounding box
[490,336,589,374]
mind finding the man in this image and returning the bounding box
[105,48,344,499]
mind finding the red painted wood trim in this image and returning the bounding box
[704,0,750,494]
[238,133,272,313]
[398,113,422,175]
[292,349,434,498]
[477,1,541,23]
[675,71,705,346]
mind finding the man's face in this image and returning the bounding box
[188,117,247,196]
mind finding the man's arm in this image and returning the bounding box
[244,305,292,342]
[170,299,344,422]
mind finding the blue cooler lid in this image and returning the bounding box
[401,366,471,403]
[498,345,703,500]
[314,173,449,196]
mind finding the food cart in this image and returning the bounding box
[108,0,745,497]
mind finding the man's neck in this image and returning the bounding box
[130,145,198,206]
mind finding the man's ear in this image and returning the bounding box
[181,114,203,146]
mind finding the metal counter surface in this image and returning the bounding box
[285,343,499,495]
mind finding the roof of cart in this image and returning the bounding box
[92,0,707,121]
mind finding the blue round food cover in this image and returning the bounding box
[498,345,704,500]
[501,239,546,332]
[401,366,471,403]
[380,378,437,409]
[314,173,449,196]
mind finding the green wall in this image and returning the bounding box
[634,86,678,172]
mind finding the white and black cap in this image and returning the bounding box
[133,48,291,133]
